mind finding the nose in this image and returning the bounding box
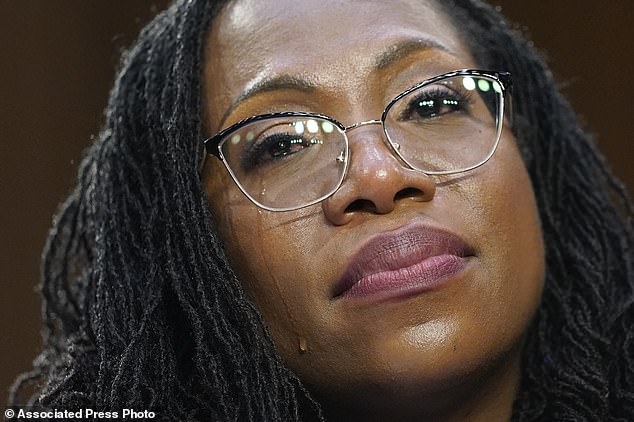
[321,123,436,225]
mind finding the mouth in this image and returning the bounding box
[332,223,475,302]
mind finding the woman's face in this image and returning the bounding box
[202,0,544,418]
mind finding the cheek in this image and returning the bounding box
[228,221,331,361]
[449,132,545,348]
[202,158,264,292]
[203,159,324,355]
[483,134,544,289]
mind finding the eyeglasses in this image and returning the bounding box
[203,69,512,212]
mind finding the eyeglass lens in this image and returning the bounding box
[219,74,504,210]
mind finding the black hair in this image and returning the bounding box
[10,0,633,420]
[439,2,634,419]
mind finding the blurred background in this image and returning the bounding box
[2,1,633,402]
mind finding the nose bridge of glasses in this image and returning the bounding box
[344,119,392,152]
[344,119,383,132]
[343,118,406,166]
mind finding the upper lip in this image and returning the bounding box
[332,222,475,298]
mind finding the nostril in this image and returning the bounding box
[342,188,426,215]
[394,187,424,201]
[344,199,376,214]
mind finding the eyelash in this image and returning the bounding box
[240,132,307,170]
[399,86,473,121]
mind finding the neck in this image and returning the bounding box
[319,346,522,422]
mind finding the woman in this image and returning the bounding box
[10,0,633,420]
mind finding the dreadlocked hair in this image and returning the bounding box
[9,0,322,420]
[9,0,634,421]
[439,1,634,420]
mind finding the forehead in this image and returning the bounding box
[213,0,466,54]
[203,0,474,128]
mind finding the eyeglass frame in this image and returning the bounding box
[201,68,513,212]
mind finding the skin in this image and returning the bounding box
[201,0,545,420]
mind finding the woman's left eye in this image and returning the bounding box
[402,88,469,121]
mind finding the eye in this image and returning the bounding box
[241,132,312,170]
[400,86,471,121]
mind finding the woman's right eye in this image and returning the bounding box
[240,132,310,170]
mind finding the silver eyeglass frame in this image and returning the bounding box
[201,69,513,212]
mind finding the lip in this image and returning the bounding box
[333,223,475,301]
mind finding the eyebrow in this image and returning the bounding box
[219,38,451,128]
[219,74,317,128]
[373,38,451,70]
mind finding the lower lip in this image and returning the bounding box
[341,254,469,301]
